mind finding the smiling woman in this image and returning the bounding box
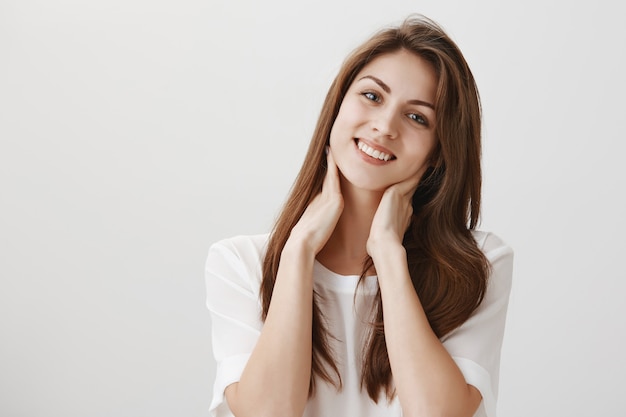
[205,14,513,417]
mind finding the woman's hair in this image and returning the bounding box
[260,14,490,401]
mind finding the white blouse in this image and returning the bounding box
[205,230,513,417]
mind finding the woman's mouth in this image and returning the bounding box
[355,139,395,161]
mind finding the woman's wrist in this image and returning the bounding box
[369,238,406,264]
[371,243,410,288]
[282,237,317,266]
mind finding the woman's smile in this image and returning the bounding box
[355,138,396,162]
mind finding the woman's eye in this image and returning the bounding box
[362,92,380,102]
[408,113,428,126]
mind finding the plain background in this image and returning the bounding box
[1,0,625,416]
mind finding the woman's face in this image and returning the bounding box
[329,50,438,193]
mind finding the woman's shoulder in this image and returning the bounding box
[209,233,270,256]
[205,233,270,298]
[208,233,270,270]
[471,230,514,292]
[471,229,513,258]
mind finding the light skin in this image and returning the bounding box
[224,50,482,417]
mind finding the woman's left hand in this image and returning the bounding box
[366,173,422,259]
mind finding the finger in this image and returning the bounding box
[322,147,341,194]
[394,170,423,197]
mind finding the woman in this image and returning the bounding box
[205,14,513,417]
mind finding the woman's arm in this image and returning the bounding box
[373,244,481,417]
[225,150,343,417]
[224,241,315,417]
[367,180,481,417]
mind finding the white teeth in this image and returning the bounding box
[357,140,392,161]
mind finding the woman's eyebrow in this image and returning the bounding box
[408,99,434,109]
[359,75,391,93]
[358,75,434,109]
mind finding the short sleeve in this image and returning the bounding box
[441,232,514,417]
[205,236,266,416]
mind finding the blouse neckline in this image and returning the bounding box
[313,259,378,293]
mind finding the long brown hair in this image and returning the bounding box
[260,14,490,402]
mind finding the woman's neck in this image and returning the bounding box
[316,177,383,276]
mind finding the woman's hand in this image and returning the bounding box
[366,171,484,417]
[225,150,343,417]
[288,148,344,255]
[366,173,421,259]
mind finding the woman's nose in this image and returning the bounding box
[371,107,399,138]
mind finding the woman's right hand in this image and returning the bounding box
[223,148,341,417]
[287,148,343,255]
